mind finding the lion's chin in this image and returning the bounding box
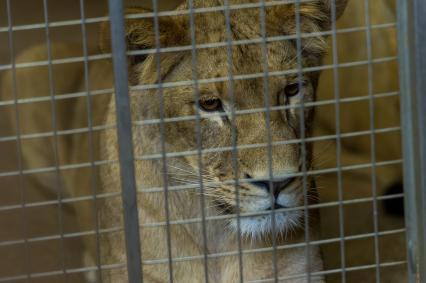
[229,210,303,239]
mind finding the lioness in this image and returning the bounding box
[1,0,348,282]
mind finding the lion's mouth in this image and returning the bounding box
[210,178,304,236]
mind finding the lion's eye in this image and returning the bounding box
[284,83,300,97]
[199,98,223,112]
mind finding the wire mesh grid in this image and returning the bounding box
[0,0,422,282]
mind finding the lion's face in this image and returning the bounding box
[105,0,347,237]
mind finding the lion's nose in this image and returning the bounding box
[244,173,295,199]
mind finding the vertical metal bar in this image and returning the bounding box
[397,0,426,282]
[258,1,279,282]
[78,0,102,281]
[363,0,381,281]
[42,0,68,280]
[107,1,143,282]
[294,1,311,282]
[330,0,347,282]
[187,0,210,281]
[223,0,245,282]
[6,1,30,281]
[150,1,175,282]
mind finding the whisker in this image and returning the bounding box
[167,164,196,174]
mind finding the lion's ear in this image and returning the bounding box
[321,0,349,23]
[100,8,187,67]
[299,0,348,31]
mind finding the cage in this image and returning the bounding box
[0,0,424,282]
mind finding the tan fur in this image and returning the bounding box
[0,0,349,282]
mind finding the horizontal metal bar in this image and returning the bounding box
[137,159,403,194]
[126,22,396,58]
[0,91,399,145]
[0,0,312,33]
[136,127,401,162]
[0,154,401,194]
[0,57,397,113]
[0,53,111,72]
[129,56,397,92]
[125,0,315,19]
[0,127,401,179]
[141,229,406,265]
[247,261,407,283]
[0,23,396,73]
[0,226,122,247]
[10,173,402,214]
[0,193,405,246]
[0,227,406,271]
[0,123,116,143]
[0,90,398,135]
[0,259,406,283]
[0,158,117,178]
[0,263,126,283]
[0,88,114,107]
[134,91,399,127]
[0,16,109,33]
[140,193,405,227]
[0,191,121,212]
[0,0,396,34]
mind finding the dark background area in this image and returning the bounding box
[0,1,180,282]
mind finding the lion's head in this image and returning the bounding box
[101,0,347,238]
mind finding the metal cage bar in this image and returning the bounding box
[107,1,143,282]
[5,0,30,281]
[398,0,426,282]
[187,0,211,281]
[79,0,103,281]
[222,0,245,281]
[363,0,382,281]
[330,0,346,281]
[42,0,68,279]
[150,0,176,281]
